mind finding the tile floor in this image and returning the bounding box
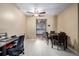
[23,38,76,56]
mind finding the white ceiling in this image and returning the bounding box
[16,3,72,16]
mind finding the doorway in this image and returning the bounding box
[36,19,47,39]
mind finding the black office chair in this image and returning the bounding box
[11,35,17,38]
[11,35,18,46]
[7,35,25,56]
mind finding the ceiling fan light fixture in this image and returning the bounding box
[34,13,38,17]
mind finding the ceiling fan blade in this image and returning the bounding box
[39,12,46,14]
[38,15,44,17]
[26,11,33,14]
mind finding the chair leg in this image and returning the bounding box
[51,40,54,48]
[19,51,24,55]
[22,52,24,54]
[57,43,59,50]
[23,50,24,54]
[51,42,53,48]
[57,42,60,50]
[63,43,66,50]
[47,39,49,45]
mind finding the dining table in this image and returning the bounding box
[49,33,67,50]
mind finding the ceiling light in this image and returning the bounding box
[34,13,38,17]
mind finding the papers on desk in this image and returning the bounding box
[0,38,10,42]
[0,37,18,48]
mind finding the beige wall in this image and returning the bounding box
[26,16,57,39]
[26,17,36,39]
[0,3,57,40]
[0,4,27,37]
[57,4,78,51]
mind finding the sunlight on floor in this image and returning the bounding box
[23,39,76,56]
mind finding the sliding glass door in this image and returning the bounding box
[36,19,46,35]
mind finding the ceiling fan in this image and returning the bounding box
[26,8,46,17]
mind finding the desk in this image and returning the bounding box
[0,37,18,56]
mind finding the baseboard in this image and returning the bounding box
[68,47,79,56]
